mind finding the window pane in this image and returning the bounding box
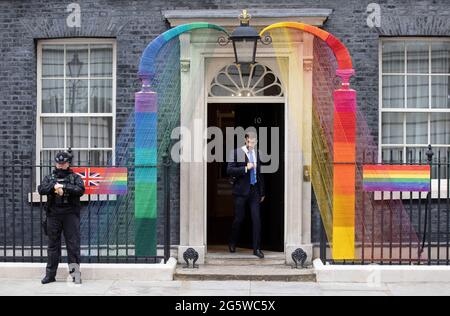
[382,148,404,163]
[42,45,64,78]
[431,113,450,145]
[40,150,60,166]
[407,43,429,74]
[66,45,88,77]
[210,85,233,97]
[42,80,64,113]
[383,75,405,108]
[226,64,241,90]
[432,42,450,74]
[41,150,112,168]
[382,113,404,144]
[407,76,429,108]
[67,118,89,148]
[66,80,88,113]
[405,148,449,179]
[383,42,405,73]
[91,117,112,148]
[42,118,65,148]
[406,147,428,164]
[249,64,266,89]
[90,79,112,113]
[88,151,113,166]
[69,151,88,167]
[432,148,450,179]
[432,76,450,109]
[406,113,428,145]
[90,44,113,77]
[69,150,112,166]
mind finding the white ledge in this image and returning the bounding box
[314,259,450,284]
[0,258,177,281]
[163,9,333,27]
[28,192,117,203]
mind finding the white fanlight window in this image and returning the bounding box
[37,39,116,167]
[209,63,284,98]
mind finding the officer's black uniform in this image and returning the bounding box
[38,152,85,284]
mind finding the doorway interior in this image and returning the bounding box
[207,103,285,253]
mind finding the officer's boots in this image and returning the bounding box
[69,263,82,284]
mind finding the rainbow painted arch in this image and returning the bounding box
[260,22,353,70]
[138,23,228,78]
[136,22,356,260]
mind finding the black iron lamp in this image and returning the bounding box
[220,10,272,65]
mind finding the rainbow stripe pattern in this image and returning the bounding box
[136,23,228,257]
[73,167,128,195]
[139,23,228,78]
[363,165,431,192]
[260,22,353,70]
[135,89,158,257]
[332,89,357,260]
[260,22,357,260]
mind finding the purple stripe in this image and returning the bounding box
[135,92,157,113]
[364,182,431,192]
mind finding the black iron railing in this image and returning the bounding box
[0,152,172,264]
[320,146,450,265]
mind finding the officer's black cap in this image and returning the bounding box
[55,151,73,164]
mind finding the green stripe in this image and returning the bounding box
[135,218,157,257]
[135,183,157,219]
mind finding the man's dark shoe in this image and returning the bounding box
[228,244,236,253]
[253,250,264,259]
[41,276,56,285]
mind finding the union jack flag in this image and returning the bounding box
[72,167,128,195]
[75,168,105,188]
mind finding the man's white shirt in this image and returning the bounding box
[241,146,257,174]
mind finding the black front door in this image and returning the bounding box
[207,103,285,252]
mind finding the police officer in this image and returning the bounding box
[38,151,85,284]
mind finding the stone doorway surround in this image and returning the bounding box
[163,9,333,265]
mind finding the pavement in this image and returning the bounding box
[1,279,450,296]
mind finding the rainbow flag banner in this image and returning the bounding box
[363,165,431,192]
[73,167,128,195]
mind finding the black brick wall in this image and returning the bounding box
[1,0,449,247]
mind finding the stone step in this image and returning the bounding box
[175,265,316,282]
[205,250,286,266]
[206,258,287,266]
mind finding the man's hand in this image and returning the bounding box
[246,163,255,170]
[260,196,265,203]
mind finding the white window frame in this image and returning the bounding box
[379,37,450,198]
[36,38,117,188]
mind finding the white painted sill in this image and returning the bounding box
[28,192,118,203]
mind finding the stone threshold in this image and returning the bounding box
[175,264,316,282]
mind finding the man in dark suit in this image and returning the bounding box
[227,132,265,259]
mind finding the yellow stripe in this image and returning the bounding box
[108,176,128,181]
[333,227,355,260]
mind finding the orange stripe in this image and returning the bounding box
[259,22,353,70]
